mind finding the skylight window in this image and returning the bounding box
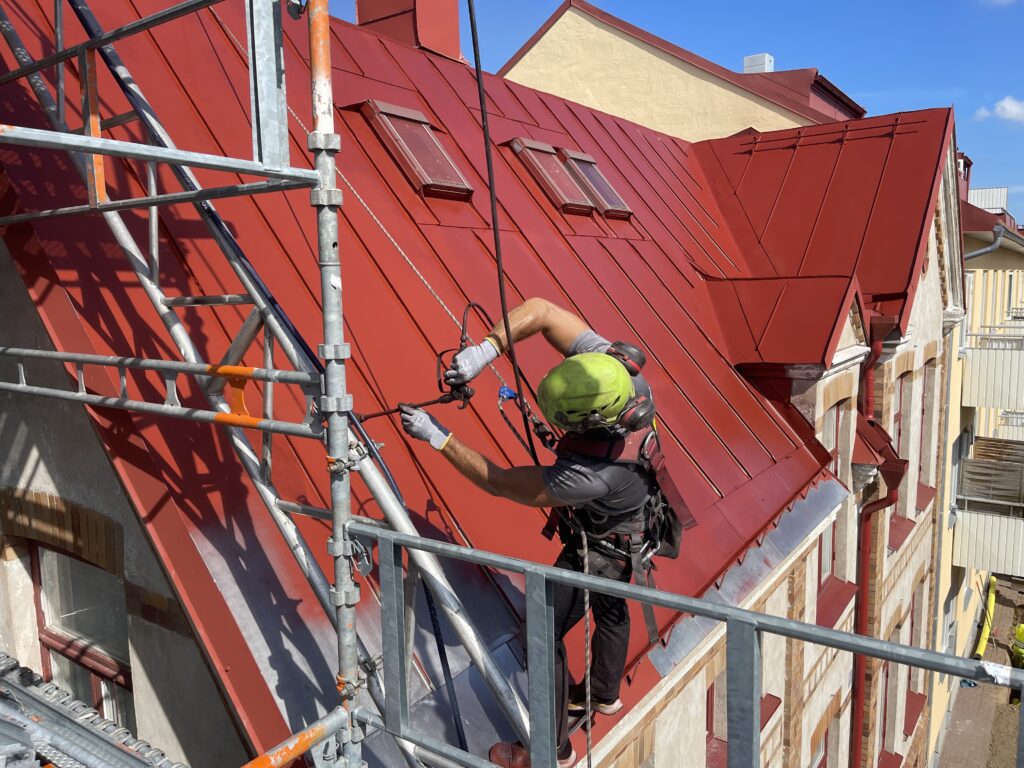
[361,100,472,200]
[557,148,632,219]
[509,138,594,215]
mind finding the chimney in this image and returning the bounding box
[355,0,462,61]
[743,53,775,73]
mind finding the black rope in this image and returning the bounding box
[422,581,469,751]
[466,0,540,466]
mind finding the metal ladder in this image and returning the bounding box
[0,1,528,765]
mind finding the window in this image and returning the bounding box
[509,138,594,215]
[880,659,894,753]
[821,403,842,476]
[706,671,728,768]
[810,727,828,768]
[817,520,836,587]
[31,546,135,732]
[893,373,911,457]
[557,148,632,219]
[361,100,472,200]
[918,362,937,488]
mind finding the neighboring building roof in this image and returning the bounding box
[693,110,955,364]
[962,199,1024,256]
[498,0,865,124]
[0,0,942,759]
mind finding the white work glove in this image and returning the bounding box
[399,404,452,450]
[444,339,499,386]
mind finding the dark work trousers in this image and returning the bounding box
[552,542,633,749]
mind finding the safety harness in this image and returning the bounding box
[545,428,695,644]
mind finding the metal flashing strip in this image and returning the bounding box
[0,653,187,768]
[648,478,847,676]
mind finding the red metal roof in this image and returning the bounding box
[694,110,955,365]
[0,1,946,755]
[497,0,864,124]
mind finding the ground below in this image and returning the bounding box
[939,577,1021,768]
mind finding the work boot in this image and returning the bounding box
[487,741,577,767]
[567,683,623,716]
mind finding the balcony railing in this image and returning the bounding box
[954,438,1024,575]
[962,328,1024,410]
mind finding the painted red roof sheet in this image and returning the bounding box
[497,0,864,124]
[0,0,943,755]
[694,110,954,364]
[963,199,1001,232]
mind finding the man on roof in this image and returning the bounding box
[400,297,682,768]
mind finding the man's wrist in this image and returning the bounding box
[431,429,452,451]
[483,335,503,356]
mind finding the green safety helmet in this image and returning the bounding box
[537,352,635,432]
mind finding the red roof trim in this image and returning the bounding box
[813,72,866,118]
[894,109,955,336]
[498,0,855,124]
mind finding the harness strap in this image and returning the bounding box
[629,533,661,645]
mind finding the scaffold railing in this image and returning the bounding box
[308,521,1024,768]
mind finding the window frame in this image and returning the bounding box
[509,137,594,215]
[810,727,828,768]
[29,543,134,719]
[821,403,842,476]
[894,373,911,457]
[360,100,473,200]
[880,659,891,751]
[556,148,633,219]
[817,520,836,588]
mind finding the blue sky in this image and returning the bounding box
[328,0,1024,216]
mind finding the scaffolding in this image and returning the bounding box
[0,4,1023,768]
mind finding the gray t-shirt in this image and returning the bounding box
[542,331,654,527]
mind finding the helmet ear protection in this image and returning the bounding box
[606,341,654,432]
[605,341,646,377]
[618,392,655,431]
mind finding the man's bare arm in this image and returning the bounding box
[439,434,563,508]
[484,297,588,356]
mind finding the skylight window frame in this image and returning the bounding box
[360,100,473,201]
[557,148,633,220]
[508,137,594,216]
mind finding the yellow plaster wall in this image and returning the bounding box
[925,320,984,759]
[503,7,811,142]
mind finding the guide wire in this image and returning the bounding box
[465,0,540,467]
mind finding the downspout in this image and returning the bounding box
[860,336,885,418]
[964,224,1006,260]
[850,479,899,768]
[851,315,902,768]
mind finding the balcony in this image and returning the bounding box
[962,324,1024,410]
[953,437,1024,576]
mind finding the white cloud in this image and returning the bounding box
[975,106,992,120]
[983,0,1018,6]
[994,96,1024,123]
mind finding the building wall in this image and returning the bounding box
[0,240,247,766]
[503,7,811,142]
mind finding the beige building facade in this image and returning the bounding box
[500,0,863,142]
